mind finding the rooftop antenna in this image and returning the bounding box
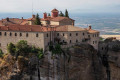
[32,0,34,15]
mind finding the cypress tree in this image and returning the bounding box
[48,13,51,16]
[34,13,41,25]
[59,11,64,17]
[65,9,69,18]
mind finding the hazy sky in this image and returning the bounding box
[0,0,120,13]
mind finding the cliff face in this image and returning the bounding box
[1,43,119,80]
[67,44,106,80]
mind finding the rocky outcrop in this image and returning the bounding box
[0,43,116,80]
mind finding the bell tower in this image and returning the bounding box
[51,8,59,18]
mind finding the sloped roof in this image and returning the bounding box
[56,25,86,32]
[51,17,75,22]
[0,25,52,32]
[51,8,59,12]
[0,18,25,26]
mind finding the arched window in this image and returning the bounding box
[15,33,17,36]
[36,33,38,37]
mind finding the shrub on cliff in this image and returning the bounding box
[16,40,29,56]
[0,49,3,57]
[7,43,16,56]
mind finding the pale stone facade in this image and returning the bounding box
[0,31,45,53]
[0,25,99,53]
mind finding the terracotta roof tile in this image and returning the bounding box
[51,17,74,22]
[87,29,99,33]
[51,8,59,12]
[55,25,86,32]
[0,25,52,32]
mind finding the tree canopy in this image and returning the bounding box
[0,49,3,57]
[7,40,43,59]
[65,9,69,18]
[34,13,41,25]
[59,11,64,17]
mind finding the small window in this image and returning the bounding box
[48,42,49,45]
[93,41,94,44]
[63,33,64,36]
[95,41,97,44]
[83,33,85,36]
[93,34,94,37]
[57,33,59,36]
[26,33,28,37]
[97,34,99,37]
[95,34,96,37]
[47,33,48,37]
[36,33,38,37]
[4,32,7,36]
[10,32,12,36]
[0,32,1,36]
[0,43,1,47]
[102,47,103,50]
[20,33,22,37]
[70,33,72,36]
[70,40,72,43]
[76,39,78,43]
[63,40,64,42]
[76,33,78,36]
[88,35,90,38]
[15,33,17,36]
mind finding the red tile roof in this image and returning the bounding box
[0,25,53,32]
[41,17,74,22]
[55,25,86,32]
[0,18,25,26]
[51,8,59,12]
[52,17,74,22]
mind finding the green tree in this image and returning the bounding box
[7,43,16,56]
[65,9,69,18]
[16,40,29,57]
[0,49,3,57]
[59,11,64,17]
[48,13,51,16]
[34,13,41,25]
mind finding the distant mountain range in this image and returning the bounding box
[0,13,120,35]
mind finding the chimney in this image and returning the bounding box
[43,12,47,19]
[89,25,92,30]
[6,17,9,21]
[32,15,35,18]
